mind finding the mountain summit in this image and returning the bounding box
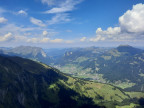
[0,46,52,64]
[6,46,47,58]
[116,45,143,55]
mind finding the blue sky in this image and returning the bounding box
[0,0,144,48]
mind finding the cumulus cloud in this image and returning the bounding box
[42,31,48,36]
[0,32,13,42]
[3,33,73,44]
[0,17,8,23]
[30,17,46,27]
[90,35,106,42]
[96,27,121,35]
[0,23,62,44]
[119,3,144,33]
[80,37,86,42]
[42,30,58,37]
[17,10,27,16]
[91,3,144,42]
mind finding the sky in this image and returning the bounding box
[0,0,144,48]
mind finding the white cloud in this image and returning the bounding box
[91,3,144,43]
[43,0,83,14]
[30,17,46,27]
[47,13,70,25]
[42,0,83,25]
[50,38,64,43]
[65,40,73,43]
[0,17,7,23]
[80,37,86,42]
[42,30,58,37]
[119,3,144,33]
[90,35,105,42]
[45,6,73,14]
[26,37,71,44]
[96,27,121,35]
[42,31,48,36]
[0,24,43,36]
[14,35,28,42]
[27,38,39,43]
[17,10,27,16]
[41,0,60,6]
[40,38,50,43]
[90,27,120,42]
[26,37,73,44]
[0,20,72,45]
[49,38,73,43]
[0,23,60,44]
[0,32,13,42]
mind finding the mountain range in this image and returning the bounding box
[50,45,144,92]
[0,46,52,64]
[1,54,143,108]
[1,45,144,92]
[0,45,144,107]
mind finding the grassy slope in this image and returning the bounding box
[49,75,134,108]
[126,92,144,99]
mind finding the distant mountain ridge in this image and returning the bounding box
[0,46,52,64]
[117,45,143,55]
[4,46,47,57]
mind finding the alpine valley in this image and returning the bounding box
[0,45,144,108]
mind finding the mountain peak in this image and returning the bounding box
[8,46,45,56]
[118,44,132,48]
[116,45,143,55]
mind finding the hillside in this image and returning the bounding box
[0,55,143,108]
[50,45,144,92]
